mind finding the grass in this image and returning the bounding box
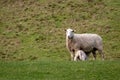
[0,0,120,61]
[0,0,120,79]
[0,60,120,80]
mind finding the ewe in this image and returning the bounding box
[66,28,104,61]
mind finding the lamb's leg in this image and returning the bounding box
[82,53,87,61]
[74,54,77,61]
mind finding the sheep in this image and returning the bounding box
[74,50,87,61]
[66,28,104,61]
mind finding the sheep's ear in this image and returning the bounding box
[73,29,76,32]
[65,29,66,32]
[73,30,75,32]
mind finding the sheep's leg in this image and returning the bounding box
[86,52,90,60]
[70,49,76,61]
[92,51,96,60]
[98,50,104,60]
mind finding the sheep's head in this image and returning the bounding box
[66,28,74,39]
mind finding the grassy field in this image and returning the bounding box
[0,60,120,80]
[0,0,120,80]
[0,0,120,61]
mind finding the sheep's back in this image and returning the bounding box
[74,33,102,52]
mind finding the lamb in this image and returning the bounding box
[66,28,104,61]
[74,50,87,61]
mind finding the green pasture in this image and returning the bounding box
[0,0,120,80]
[0,60,120,80]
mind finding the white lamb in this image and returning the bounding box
[74,50,87,61]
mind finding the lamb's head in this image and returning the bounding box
[66,28,74,39]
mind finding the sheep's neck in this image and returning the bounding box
[66,37,75,52]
